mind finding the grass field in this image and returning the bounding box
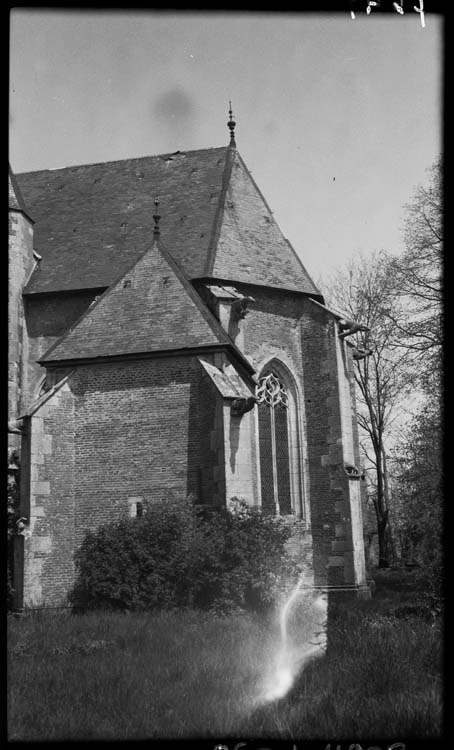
[7,573,442,742]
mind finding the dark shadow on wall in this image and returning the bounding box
[229,414,240,474]
[24,290,104,338]
[186,367,204,502]
[188,365,225,506]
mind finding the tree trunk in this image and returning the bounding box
[375,507,390,568]
[374,443,392,568]
[382,450,397,563]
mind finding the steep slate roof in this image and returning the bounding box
[16,145,320,297]
[17,148,227,295]
[9,165,33,220]
[210,152,320,294]
[40,235,252,367]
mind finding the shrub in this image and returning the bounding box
[7,450,21,611]
[70,497,300,612]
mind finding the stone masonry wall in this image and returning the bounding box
[22,380,76,607]
[8,210,34,447]
[199,283,367,593]
[299,298,367,590]
[217,285,367,590]
[215,285,315,580]
[234,285,310,518]
[223,401,256,504]
[344,345,368,587]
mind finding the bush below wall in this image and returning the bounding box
[70,497,304,613]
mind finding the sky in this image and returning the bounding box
[9,8,442,282]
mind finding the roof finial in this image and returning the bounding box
[153,197,161,238]
[227,100,236,146]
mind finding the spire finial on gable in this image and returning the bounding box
[227,101,236,146]
[153,197,161,238]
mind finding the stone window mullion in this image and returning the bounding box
[269,404,279,515]
[257,370,292,515]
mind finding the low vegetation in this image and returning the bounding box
[70,497,302,612]
[8,572,442,741]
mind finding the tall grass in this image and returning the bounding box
[246,606,442,741]
[7,597,442,741]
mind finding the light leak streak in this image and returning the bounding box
[279,578,303,652]
[262,579,304,701]
[260,580,327,703]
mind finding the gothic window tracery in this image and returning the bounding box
[256,372,289,409]
[256,370,293,516]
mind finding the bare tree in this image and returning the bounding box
[320,161,442,570]
[388,159,443,391]
[321,251,413,567]
[387,160,443,601]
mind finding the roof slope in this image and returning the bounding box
[41,236,237,364]
[17,148,229,294]
[199,359,254,399]
[211,152,320,294]
[9,165,33,219]
[16,145,320,297]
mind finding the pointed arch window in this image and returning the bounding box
[257,371,296,515]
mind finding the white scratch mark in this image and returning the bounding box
[414,1,426,28]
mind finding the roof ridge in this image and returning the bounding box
[207,152,321,296]
[17,146,229,177]
[17,147,321,297]
[149,237,254,373]
[204,146,235,277]
[156,238,233,347]
[235,152,318,288]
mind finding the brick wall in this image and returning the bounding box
[20,355,222,605]
[18,284,369,604]
[72,357,200,536]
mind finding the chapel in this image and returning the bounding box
[8,111,370,608]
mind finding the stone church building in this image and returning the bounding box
[8,114,370,608]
